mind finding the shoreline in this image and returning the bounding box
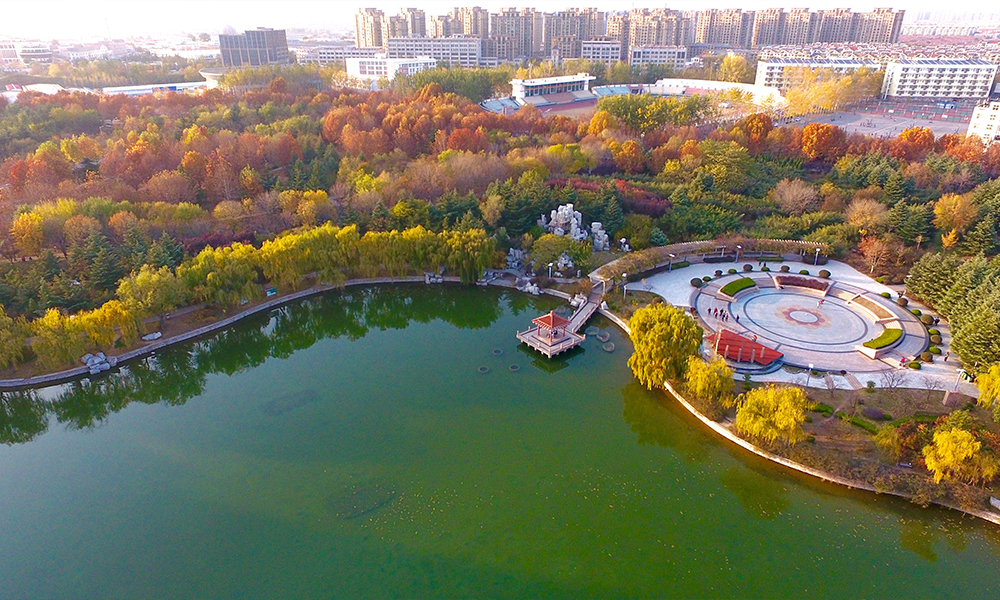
[5,280,999,526]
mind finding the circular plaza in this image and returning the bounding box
[691,272,928,374]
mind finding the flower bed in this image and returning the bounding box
[775,275,830,292]
[719,277,756,297]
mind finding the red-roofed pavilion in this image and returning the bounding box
[707,329,783,366]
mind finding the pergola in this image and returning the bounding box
[532,311,571,344]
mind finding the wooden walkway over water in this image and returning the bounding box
[517,287,604,358]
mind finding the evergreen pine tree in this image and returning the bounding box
[939,254,990,319]
[650,227,668,246]
[370,201,391,231]
[90,247,126,295]
[883,171,905,203]
[950,289,1000,373]
[963,215,999,256]
[603,195,624,236]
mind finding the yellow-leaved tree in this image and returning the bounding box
[627,303,703,390]
[922,428,999,485]
[684,355,735,418]
[734,384,808,445]
[975,363,1000,421]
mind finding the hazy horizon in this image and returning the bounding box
[3,1,994,42]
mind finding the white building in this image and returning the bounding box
[16,42,52,64]
[385,36,481,68]
[1,41,18,65]
[881,59,999,99]
[510,73,596,101]
[754,58,882,90]
[298,46,380,65]
[580,39,621,66]
[346,55,437,81]
[967,102,1000,146]
[628,46,687,69]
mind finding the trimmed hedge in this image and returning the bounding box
[742,264,753,272]
[714,270,723,277]
[690,278,703,288]
[818,269,831,279]
[910,308,922,316]
[810,402,835,417]
[908,361,922,369]
[880,292,891,299]
[799,269,810,275]
[703,276,711,282]
[727,268,738,274]
[761,266,770,271]
[720,277,756,297]
[897,297,909,307]
[930,334,942,344]
[780,265,790,272]
[920,314,934,325]
[928,346,941,354]
[848,416,880,435]
[704,256,736,264]
[927,328,940,336]
[863,328,903,349]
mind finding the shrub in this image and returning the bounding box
[880,292,891,299]
[928,346,941,354]
[780,265,790,272]
[810,402,835,416]
[671,260,691,269]
[863,328,903,349]
[799,269,810,275]
[927,328,940,336]
[897,297,909,307]
[807,435,816,443]
[761,266,770,272]
[910,308,921,316]
[742,264,753,272]
[862,407,887,420]
[703,276,711,282]
[818,269,831,279]
[920,314,934,325]
[727,268,738,274]
[866,380,876,392]
[908,361,922,369]
[876,276,885,283]
[849,416,880,434]
[714,270,723,277]
[930,334,942,344]
[720,277,756,297]
[690,278,703,288]
[920,352,933,362]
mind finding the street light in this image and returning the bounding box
[668,253,676,272]
[735,245,742,263]
[622,273,627,302]
[548,262,553,278]
[806,363,814,388]
[814,247,821,265]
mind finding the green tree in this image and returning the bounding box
[734,384,808,445]
[0,307,28,371]
[922,428,999,485]
[116,265,186,321]
[874,425,904,462]
[627,303,703,389]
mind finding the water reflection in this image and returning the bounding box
[0,285,511,445]
[620,382,715,463]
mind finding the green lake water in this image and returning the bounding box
[2,285,999,599]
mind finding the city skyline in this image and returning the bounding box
[3,1,996,41]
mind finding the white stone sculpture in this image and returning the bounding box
[591,222,609,252]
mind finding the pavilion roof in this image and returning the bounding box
[533,311,571,330]
[707,329,783,366]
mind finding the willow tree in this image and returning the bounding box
[444,228,497,284]
[734,384,808,445]
[923,428,999,485]
[977,364,1000,421]
[684,355,735,416]
[627,303,703,389]
[0,307,28,371]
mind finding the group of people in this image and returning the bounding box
[711,307,737,323]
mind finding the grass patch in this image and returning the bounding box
[720,277,756,297]
[810,402,835,417]
[862,328,902,349]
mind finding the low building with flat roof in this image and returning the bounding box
[755,57,882,91]
[510,73,596,101]
[346,55,437,81]
[882,59,998,99]
[629,46,687,69]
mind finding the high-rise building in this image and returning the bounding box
[967,102,1000,147]
[428,15,453,38]
[695,9,752,47]
[783,8,819,45]
[218,28,291,67]
[491,8,537,59]
[815,8,857,43]
[751,8,785,47]
[882,58,997,99]
[382,15,409,39]
[399,8,427,37]
[855,7,904,44]
[581,38,622,65]
[456,7,490,40]
[356,8,385,48]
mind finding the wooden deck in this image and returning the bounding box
[517,288,603,358]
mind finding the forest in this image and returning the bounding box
[1,64,999,373]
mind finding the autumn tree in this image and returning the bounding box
[0,307,28,371]
[975,364,1000,421]
[627,303,703,389]
[613,140,646,174]
[734,384,808,445]
[10,213,44,256]
[116,265,186,321]
[933,193,978,234]
[858,235,891,274]
[801,123,845,162]
[845,198,887,232]
[923,428,999,485]
[717,54,751,83]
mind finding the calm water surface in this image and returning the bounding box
[1,285,999,599]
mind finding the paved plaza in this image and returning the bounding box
[626,259,979,396]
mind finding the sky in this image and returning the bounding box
[1,0,994,41]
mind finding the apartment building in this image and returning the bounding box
[967,102,1000,146]
[346,56,437,81]
[299,46,380,66]
[882,59,998,99]
[356,8,385,48]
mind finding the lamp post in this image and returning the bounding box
[622,273,627,302]
[735,245,742,263]
[548,262,553,278]
[668,253,676,272]
[806,363,814,388]
[814,247,821,265]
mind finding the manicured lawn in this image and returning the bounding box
[720,277,756,297]
[862,328,902,349]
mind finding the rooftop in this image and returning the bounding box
[511,73,596,86]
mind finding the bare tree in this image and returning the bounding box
[859,236,891,274]
[772,178,819,216]
[921,375,944,404]
[879,369,906,396]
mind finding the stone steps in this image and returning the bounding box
[844,372,865,390]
